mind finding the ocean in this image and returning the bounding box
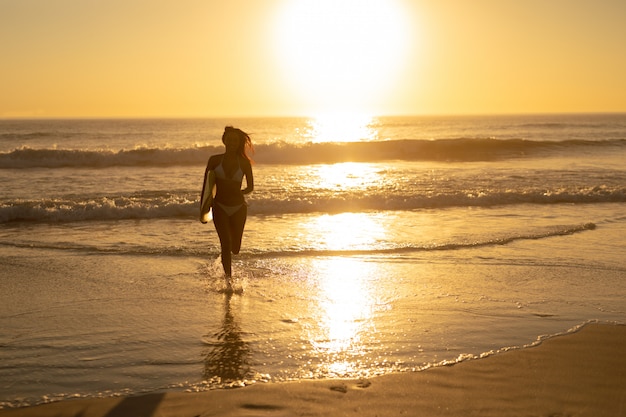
[1,114,625,408]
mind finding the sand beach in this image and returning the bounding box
[1,323,624,417]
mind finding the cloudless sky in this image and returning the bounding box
[1,0,625,118]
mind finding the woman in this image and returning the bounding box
[204,126,254,283]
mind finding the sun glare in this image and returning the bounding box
[273,0,411,114]
[313,258,373,351]
[307,162,381,196]
[308,212,386,252]
[303,256,385,378]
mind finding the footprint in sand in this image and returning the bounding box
[329,378,371,393]
[356,378,371,388]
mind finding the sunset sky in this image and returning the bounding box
[1,0,625,118]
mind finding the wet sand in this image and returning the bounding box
[1,323,624,417]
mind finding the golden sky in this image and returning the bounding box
[1,0,625,118]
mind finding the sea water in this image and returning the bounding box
[1,114,625,408]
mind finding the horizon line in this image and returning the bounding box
[2,110,626,121]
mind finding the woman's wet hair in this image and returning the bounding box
[223,126,254,163]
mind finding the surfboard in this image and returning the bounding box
[200,169,216,223]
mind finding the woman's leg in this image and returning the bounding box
[212,205,232,276]
[229,205,247,255]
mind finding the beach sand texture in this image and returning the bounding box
[2,323,624,417]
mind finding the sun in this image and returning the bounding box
[273,0,412,115]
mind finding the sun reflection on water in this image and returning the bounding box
[295,210,394,377]
[307,212,387,252]
[307,257,380,377]
[310,162,380,192]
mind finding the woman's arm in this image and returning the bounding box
[241,159,254,195]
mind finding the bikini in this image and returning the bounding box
[214,155,245,216]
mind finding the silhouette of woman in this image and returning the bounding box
[204,126,254,286]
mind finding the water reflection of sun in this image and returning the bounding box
[299,161,384,214]
[309,257,381,377]
[310,162,380,192]
[307,212,386,252]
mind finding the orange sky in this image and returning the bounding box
[1,0,626,118]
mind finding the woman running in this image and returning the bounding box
[204,126,254,285]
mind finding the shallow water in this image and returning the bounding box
[1,202,624,408]
[1,114,625,408]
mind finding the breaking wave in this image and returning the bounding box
[1,138,623,168]
[1,187,624,223]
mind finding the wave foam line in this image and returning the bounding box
[1,188,625,223]
[0,223,597,258]
[0,196,194,223]
[248,223,597,259]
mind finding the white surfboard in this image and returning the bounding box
[200,170,216,223]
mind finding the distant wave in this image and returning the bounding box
[2,187,624,223]
[2,138,624,168]
[0,145,217,169]
[517,121,626,129]
[255,138,624,164]
[0,131,58,140]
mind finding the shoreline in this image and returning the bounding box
[2,322,625,417]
